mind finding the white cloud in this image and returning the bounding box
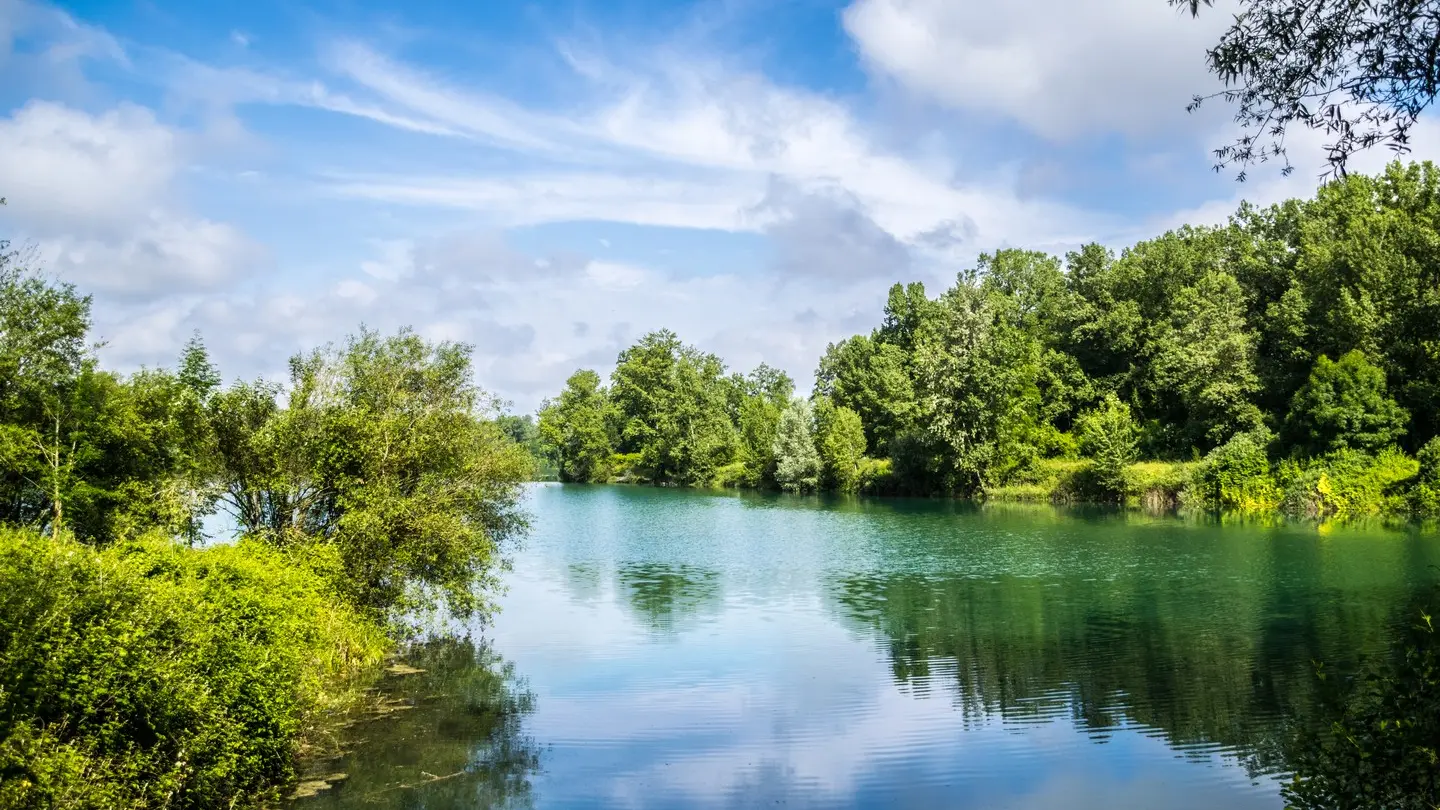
[0,101,178,232]
[0,100,261,295]
[842,0,1234,140]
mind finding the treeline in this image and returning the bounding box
[538,161,1440,520]
[0,236,531,807]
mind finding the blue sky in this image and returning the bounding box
[2,0,1434,412]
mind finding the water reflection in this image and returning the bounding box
[295,638,541,809]
[616,562,721,634]
[294,486,1440,809]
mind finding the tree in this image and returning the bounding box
[1286,350,1409,454]
[732,365,794,487]
[772,398,820,493]
[816,401,867,493]
[537,370,615,483]
[815,335,916,455]
[1151,270,1265,449]
[911,279,1043,494]
[1076,393,1139,498]
[1178,0,1440,179]
[609,330,737,485]
[209,328,531,620]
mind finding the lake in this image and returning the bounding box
[292,483,1440,809]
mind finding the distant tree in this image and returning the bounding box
[1177,0,1440,179]
[772,398,820,493]
[1076,393,1139,498]
[1286,350,1409,454]
[537,370,615,483]
[609,330,737,485]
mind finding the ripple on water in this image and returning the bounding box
[290,485,1440,810]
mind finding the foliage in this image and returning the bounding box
[208,329,532,623]
[1279,448,1419,519]
[772,398,820,494]
[1285,350,1409,455]
[538,370,615,483]
[1410,437,1440,517]
[1281,598,1440,810]
[1076,394,1139,499]
[0,528,387,810]
[529,162,1440,519]
[1177,0,1440,179]
[609,330,738,486]
[1192,429,1283,512]
[816,401,868,493]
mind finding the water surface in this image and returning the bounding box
[296,484,1440,809]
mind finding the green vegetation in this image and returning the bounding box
[537,161,1440,522]
[0,232,531,806]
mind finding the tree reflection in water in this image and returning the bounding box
[292,637,541,810]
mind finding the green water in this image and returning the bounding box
[293,484,1440,809]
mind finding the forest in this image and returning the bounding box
[0,229,533,807]
[537,161,1440,521]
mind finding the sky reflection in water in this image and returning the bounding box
[295,484,1440,810]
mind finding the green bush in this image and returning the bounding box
[1279,448,1419,519]
[0,529,387,810]
[1409,437,1440,517]
[856,457,895,495]
[1190,429,1282,512]
[1075,394,1139,500]
[710,460,749,489]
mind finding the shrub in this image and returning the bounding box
[0,529,387,810]
[1280,448,1419,519]
[1285,350,1409,455]
[1190,428,1282,512]
[1075,394,1139,500]
[856,457,895,495]
[1409,437,1440,517]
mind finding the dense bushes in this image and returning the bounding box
[0,529,387,809]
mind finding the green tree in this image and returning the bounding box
[1151,270,1265,449]
[609,331,737,486]
[772,398,820,493]
[1286,350,1409,455]
[730,364,794,487]
[911,279,1043,494]
[209,328,531,621]
[538,370,615,483]
[816,401,867,493]
[815,335,915,455]
[1076,393,1139,498]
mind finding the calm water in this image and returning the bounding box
[294,484,1440,809]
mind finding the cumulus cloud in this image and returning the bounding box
[842,0,1235,140]
[0,100,261,295]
